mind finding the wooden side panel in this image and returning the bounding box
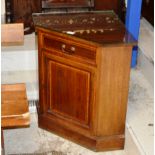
[96,46,132,136]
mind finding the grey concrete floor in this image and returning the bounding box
[127,69,154,155]
[4,113,126,155]
[3,68,154,155]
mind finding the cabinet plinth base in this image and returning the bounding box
[38,115,125,152]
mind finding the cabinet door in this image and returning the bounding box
[39,50,95,130]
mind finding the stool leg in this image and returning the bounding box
[1,129,5,155]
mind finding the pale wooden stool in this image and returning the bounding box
[1,83,30,155]
[1,23,24,46]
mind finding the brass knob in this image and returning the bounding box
[71,47,75,52]
[62,44,66,49]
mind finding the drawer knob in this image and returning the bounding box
[62,44,66,49]
[61,44,75,55]
[71,46,75,52]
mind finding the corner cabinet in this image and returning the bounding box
[34,12,136,151]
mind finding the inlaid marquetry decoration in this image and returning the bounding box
[33,11,133,44]
[33,12,119,29]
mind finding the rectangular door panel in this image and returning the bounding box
[46,58,91,126]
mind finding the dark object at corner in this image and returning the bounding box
[142,0,154,26]
[5,0,126,35]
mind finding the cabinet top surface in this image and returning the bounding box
[33,11,136,46]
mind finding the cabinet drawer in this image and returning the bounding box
[42,34,96,61]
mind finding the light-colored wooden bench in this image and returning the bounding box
[1,23,24,46]
[1,84,30,154]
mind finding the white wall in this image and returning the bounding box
[1,0,5,23]
[1,0,5,15]
[125,0,127,6]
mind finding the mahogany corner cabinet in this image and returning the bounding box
[33,11,136,151]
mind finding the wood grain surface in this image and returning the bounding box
[1,84,30,129]
[34,12,136,151]
[1,23,24,46]
[33,11,136,45]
